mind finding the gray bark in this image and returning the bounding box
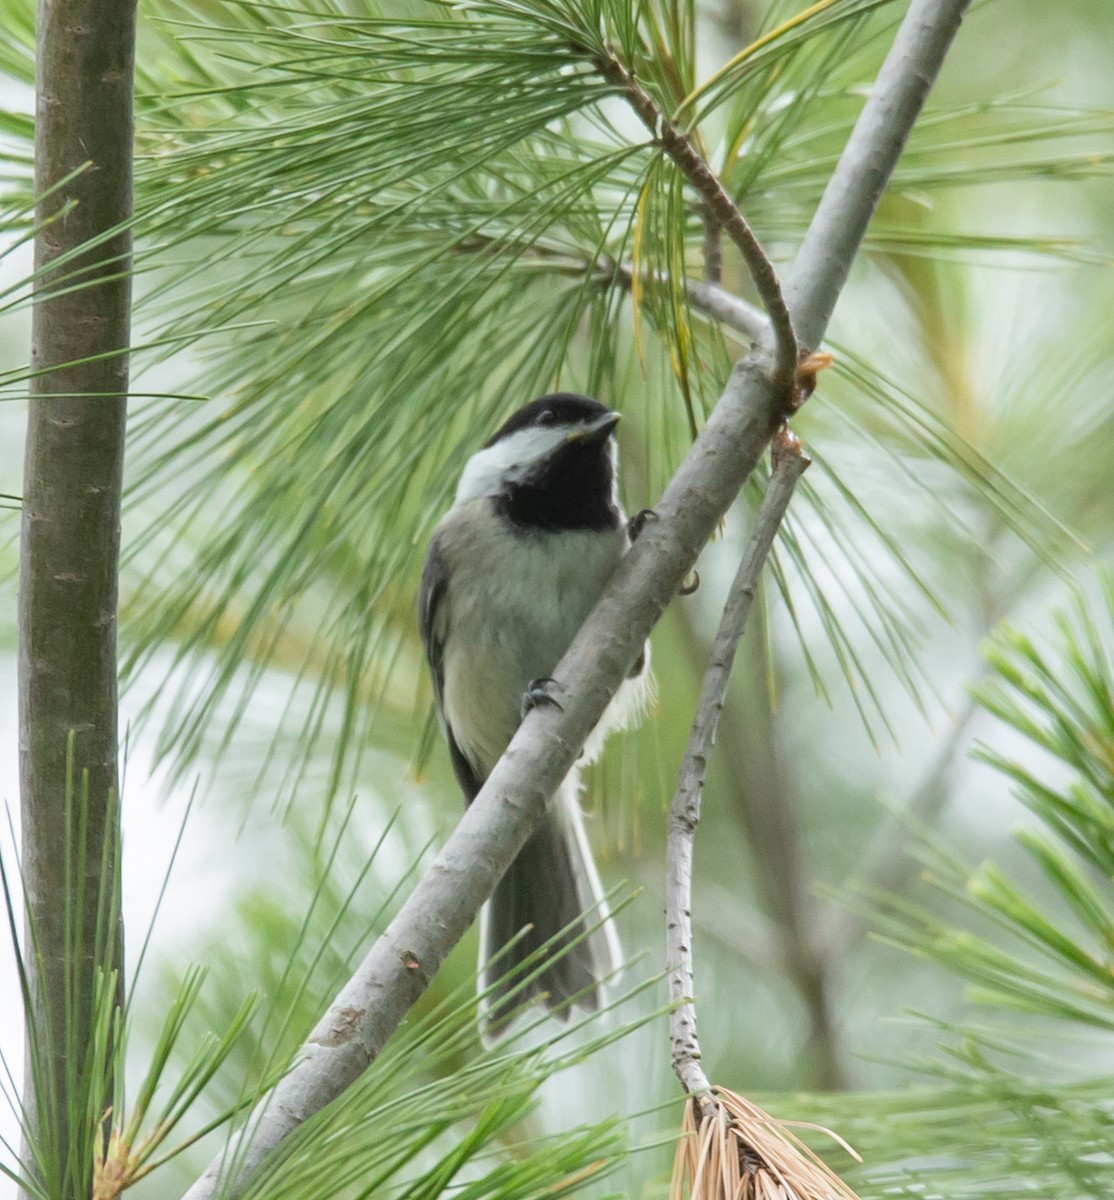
[18,0,136,1194]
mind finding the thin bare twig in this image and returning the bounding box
[668,431,810,1107]
[665,0,975,1111]
[593,50,799,390]
[683,278,769,343]
[673,599,844,1089]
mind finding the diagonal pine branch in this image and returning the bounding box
[182,1,972,1195]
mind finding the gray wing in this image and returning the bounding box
[418,529,485,802]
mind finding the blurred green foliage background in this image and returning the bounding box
[1,0,1113,1196]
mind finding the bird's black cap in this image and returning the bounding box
[485,393,617,448]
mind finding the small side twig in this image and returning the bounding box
[594,51,798,390]
[608,259,770,344]
[667,429,810,1107]
[449,232,772,344]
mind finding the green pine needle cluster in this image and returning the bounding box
[838,579,1114,1196]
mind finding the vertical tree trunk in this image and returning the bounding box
[18,0,136,1195]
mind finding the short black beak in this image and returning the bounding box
[566,411,621,445]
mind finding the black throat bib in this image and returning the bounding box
[498,437,620,532]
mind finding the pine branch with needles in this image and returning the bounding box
[179,2,973,1196]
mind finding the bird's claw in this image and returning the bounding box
[521,677,563,720]
[628,508,658,543]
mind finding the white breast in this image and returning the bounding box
[436,500,649,780]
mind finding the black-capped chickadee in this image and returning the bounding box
[419,393,650,1032]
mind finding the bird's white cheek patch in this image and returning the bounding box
[454,426,571,504]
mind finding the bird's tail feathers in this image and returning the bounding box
[478,773,622,1041]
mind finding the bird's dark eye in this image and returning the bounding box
[536,409,556,425]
